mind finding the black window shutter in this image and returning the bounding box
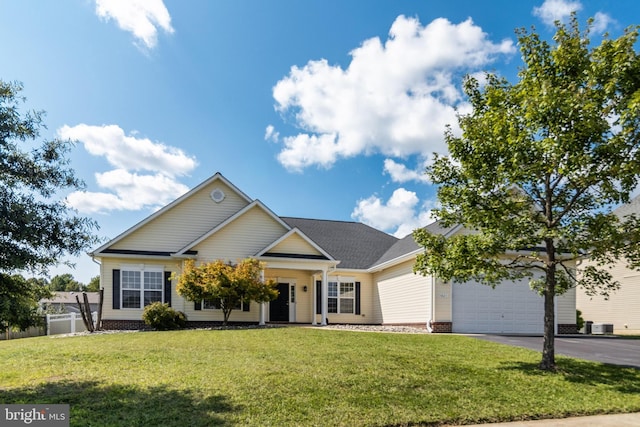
[315,280,322,314]
[112,269,121,310]
[194,301,202,310]
[355,282,361,315]
[164,272,172,307]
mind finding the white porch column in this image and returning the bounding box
[259,303,266,326]
[311,277,317,326]
[259,269,266,326]
[321,268,328,326]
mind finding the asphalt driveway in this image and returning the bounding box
[470,335,640,368]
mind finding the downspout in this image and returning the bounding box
[427,275,435,333]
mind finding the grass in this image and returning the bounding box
[1,327,639,426]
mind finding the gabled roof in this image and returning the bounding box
[371,220,460,269]
[175,200,290,255]
[91,172,252,255]
[256,228,335,261]
[281,217,398,269]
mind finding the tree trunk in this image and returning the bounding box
[540,248,556,370]
[222,309,231,326]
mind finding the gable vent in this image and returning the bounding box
[210,188,225,203]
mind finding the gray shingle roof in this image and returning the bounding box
[281,217,398,269]
[373,220,457,266]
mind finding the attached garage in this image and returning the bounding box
[452,278,544,334]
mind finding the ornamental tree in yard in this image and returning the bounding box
[175,258,278,325]
[413,16,640,371]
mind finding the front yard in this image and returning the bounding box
[1,327,639,426]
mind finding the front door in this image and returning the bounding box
[270,283,289,322]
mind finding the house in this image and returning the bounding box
[90,172,577,334]
[577,195,640,334]
[40,292,100,314]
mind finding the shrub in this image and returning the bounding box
[142,302,187,331]
[576,309,585,331]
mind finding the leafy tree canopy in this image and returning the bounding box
[86,275,100,292]
[414,16,640,370]
[175,258,278,325]
[49,273,83,292]
[0,80,98,274]
[0,273,51,332]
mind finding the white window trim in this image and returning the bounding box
[120,265,164,310]
[328,279,356,314]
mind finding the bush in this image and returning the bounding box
[576,309,585,331]
[142,302,187,331]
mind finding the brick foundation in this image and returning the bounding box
[429,321,452,333]
[557,323,578,334]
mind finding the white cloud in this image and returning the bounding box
[533,0,582,26]
[67,170,189,214]
[351,188,434,238]
[58,124,197,177]
[592,12,615,34]
[59,124,196,214]
[383,158,431,184]
[271,15,515,172]
[264,125,279,143]
[95,0,174,49]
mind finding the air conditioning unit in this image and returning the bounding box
[591,323,614,335]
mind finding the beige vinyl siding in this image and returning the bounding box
[577,259,640,333]
[111,181,250,252]
[101,258,181,321]
[266,269,315,323]
[194,205,288,261]
[373,260,431,325]
[433,278,452,322]
[557,286,576,324]
[269,233,324,256]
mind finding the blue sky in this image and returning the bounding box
[0,0,637,283]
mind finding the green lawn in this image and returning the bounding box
[1,328,639,426]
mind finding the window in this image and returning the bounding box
[328,281,355,314]
[203,298,248,311]
[121,268,163,309]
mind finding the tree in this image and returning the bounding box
[413,16,640,371]
[0,80,98,274]
[86,275,101,292]
[175,259,278,325]
[49,273,82,292]
[0,273,51,333]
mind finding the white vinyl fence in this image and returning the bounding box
[46,312,97,335]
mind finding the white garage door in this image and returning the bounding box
[452,278,544,334]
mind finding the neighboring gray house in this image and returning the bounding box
[40,292,100,314]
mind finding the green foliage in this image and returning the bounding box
[142,302,187,331]
[0,80,98,274]
[414,16,640,370]
[175,258,278,325]
[0,273,51,332]
[49,273,83,292]
[86,275,100,292]
[576,310,585,331]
